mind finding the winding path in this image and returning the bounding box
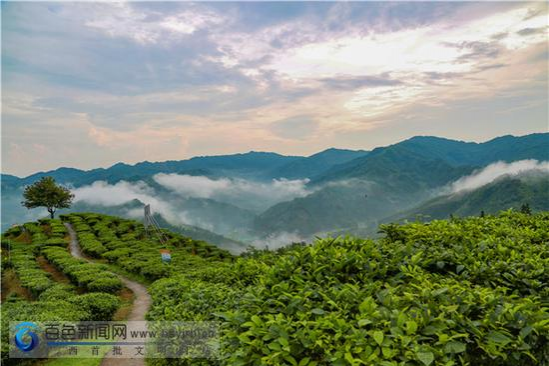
[64,223,151,365]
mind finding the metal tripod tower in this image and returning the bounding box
[144,204,168,246]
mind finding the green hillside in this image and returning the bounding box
[254,180,396,236]
[254,147,476,237]
[2,134,548,240]
[268,148,369,180]
[2,211,548,365]
[314,133,549,184]
[254,134,549,238]
[1,152,302,190]
[390,173,549,222]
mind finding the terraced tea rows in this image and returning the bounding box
[62,213,233,281]
[1,219,122,363]
[147,211,549,366]
[2,211,548,365]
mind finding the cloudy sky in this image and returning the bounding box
[2,1,548,176]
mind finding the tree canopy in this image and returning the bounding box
[21,176,74,219]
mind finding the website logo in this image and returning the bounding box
[14,322,40,352]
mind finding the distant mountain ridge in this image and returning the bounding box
[2,132,548,247]
[4,133,547,186]
[254,133,549,237]
[2,151,301,189]
[2,149,369,189]
[313,133,549,184]
[268,148,369,180]
[386,171,549,222]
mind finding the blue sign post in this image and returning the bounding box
[160,250,171,264]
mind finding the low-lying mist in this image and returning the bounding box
[153,173,311,212]
[70,175,315,247]
[72,180,189,226]
[450,160,549,193]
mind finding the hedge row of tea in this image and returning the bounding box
[146,211,549,366]
[61,213,233,280]
[1,219,121,365]
[2,211,548,365]
[2,219,70,296]
[41,247,123,292]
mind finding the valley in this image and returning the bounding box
[2,133,548,250]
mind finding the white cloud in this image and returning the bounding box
[3,2,547,177]
[264,4,547,81]
[153,174,231,198]
[67,177,316,248]
[153,173,311,211]
[252,231,307,250]
[84,3,225,44]
[72,180,188,225]
[453,6,548,50]
[344,85,426,118]
[451,160,549,192]
[253,3,548,119]
[267,28,466,80]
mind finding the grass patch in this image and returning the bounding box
[14,231,32,244]
[1,268,32,302]
[39,354,105,366]
[100,262,153,287]
[36,256,71,284]
[113,287,135,321]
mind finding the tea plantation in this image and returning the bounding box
[1,211,548,365]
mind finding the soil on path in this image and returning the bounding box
[64,223,151,365]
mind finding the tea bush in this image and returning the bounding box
[69,293,121,320]
[146,211,548,366]
[62,213,233,282]
[1,299,90,364]
[41,246,122,293]
[1,221,122,364]
[38,283,75,301]
[78,232,108,257]
[4,211,547,365]
[9,247,52,296]
[220,240,548,365]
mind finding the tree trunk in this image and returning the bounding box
[48,208,55,219]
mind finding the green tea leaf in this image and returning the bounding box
[373,330,384,346]
[444,341,466,354]
[487,331,512,345]
[406,320,418,335]
[417,351,434,366]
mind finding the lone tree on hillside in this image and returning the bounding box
[520,203,532,215]
[22,177,74,219]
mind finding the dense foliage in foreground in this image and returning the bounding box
[0,219,121,364]
[2,211,548,365]
[148,211,549,366]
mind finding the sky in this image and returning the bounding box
[2,1,548,177]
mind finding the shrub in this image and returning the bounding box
[3,226,22,237]
[88,278,123,293]
[103,248,133,262]
[1,300,90,363]
[42,247,122,293]
[140,263,170,280]
[78,234,107,257]
[144,212,549,366]
[69,293,120,320]
[148,277,242,322]
[43,237,67,247]
[10,247,53,296]
[1,238,13,249]
[38,284,75,301]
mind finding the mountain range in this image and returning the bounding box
[2,133,548,250]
